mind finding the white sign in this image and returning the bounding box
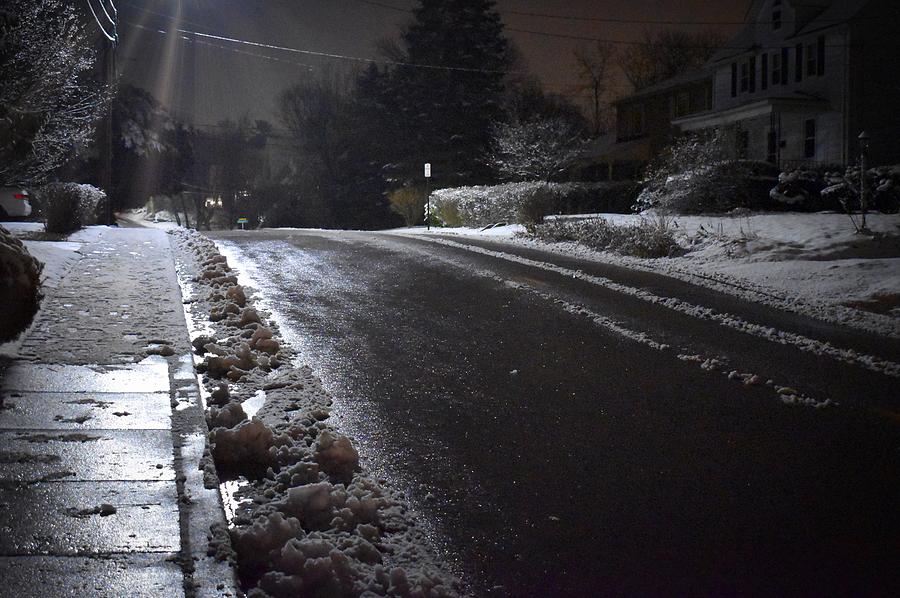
[424,163,432,178]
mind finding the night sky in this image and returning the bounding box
[115,0,751,127]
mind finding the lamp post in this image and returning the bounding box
[858,131,870,233]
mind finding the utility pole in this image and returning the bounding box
[103,39,117,225]
[86,0,118,224]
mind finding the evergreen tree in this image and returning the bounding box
[371,0,512,187]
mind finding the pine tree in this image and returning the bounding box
[376,0,512,187]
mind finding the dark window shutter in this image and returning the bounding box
[781,47,789,84]
[761,53,768,90]
[731,62,738,96]
[817,35,825,75]
[795,44,803,82]
[749,56,756,92]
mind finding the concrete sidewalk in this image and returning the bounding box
[0,227,236,597]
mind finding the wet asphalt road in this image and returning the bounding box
[211,229,900,597]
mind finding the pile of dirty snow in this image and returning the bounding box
[168,229,462,598]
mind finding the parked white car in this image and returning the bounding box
[0,187,33,219]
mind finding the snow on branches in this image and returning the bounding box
[490,116,585,182]
[0,0,108,185]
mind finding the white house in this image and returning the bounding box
[667,0,899,168]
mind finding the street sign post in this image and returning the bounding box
[424,163,432,231]
[237,217,248,230]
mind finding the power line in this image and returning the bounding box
[85,0,116,42]
[353,0,876,28]
[349,0,867,51]
[95,0,116,28]
[120,1,218,36]
[126,19,521,75]
[352,0,745,26]
[127,22,314,71]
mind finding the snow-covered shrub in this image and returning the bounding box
[769,169,825,209]
[529,216,680,258]
[430,181,636,227]
[0,224,43,341]
[491,116,585,182]
[36,183,105,233]
[819,165,900,214]
[516,184,558,227]
[433,198,463,227]
[637,131,778,214]
[388,187,427,227]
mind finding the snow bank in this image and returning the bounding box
[169,229,462,598]
[0,224,43,342]
[412,212,900,335]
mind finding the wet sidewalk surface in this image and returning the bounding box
[0,227,235,597]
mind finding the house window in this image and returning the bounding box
[817,35,825,75]
[761,53,768,90]
[804,118,816,158]
[631,106,645,136]
[772,0,782,30]
[674,91,690,118]
[740,62,749,92]
[781,47,789,84]
[795,44,803,82]
[731,62,738,96]
[619,104,645,140]
[749,56,756,92]
[806,42,817,75]
[772,53,781,85]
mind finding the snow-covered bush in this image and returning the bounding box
[765,164,900,214]
[36,183,105,233]
[388,187,427,227]
[430,181,638,227]
[529,216,680,258]
[0,0,107,186]
[769,168,828,209]
[0,224,43,341]
[637,131,778,214]
[490,116,585,182]
[820,165,900,214]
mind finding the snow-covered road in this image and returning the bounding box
[212,228,900,596]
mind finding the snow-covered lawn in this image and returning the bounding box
[400,212,900,333]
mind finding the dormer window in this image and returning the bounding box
[772,0,782,31]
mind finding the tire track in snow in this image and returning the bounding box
[414,236,900,380]
[385,237,834,410]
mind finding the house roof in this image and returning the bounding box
[709,0,871,63]
[579,134,652,163]
[613,69,712,105]
[791,0,871,37]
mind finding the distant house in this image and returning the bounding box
[578,71,713,179]
[599,0,900,174]
[674,0,900,168]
